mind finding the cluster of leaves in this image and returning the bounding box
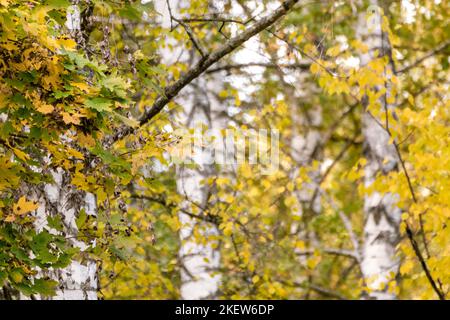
[0,0,449,300]
[0,0,172,297]
[120,0,448,300]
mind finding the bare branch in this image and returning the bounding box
[106,0,301,146]
[296,248,358,260]
[283,280,349,300]
[175,17,208,57]
[308,283,348,300]
[206,61,310,74]
[131,194,219,225]
[323,193,361,263]
[179,16,249,25]
[308,133,359,213]
[396,40,450,74]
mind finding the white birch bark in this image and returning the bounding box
[176,81,222,299]
[357,1,401,300]
[31,168,98,300]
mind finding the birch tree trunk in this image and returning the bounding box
[176,80,222,299]
[31,169,98,300]
[155,0,223,300]
[357,0,401,300]
[287,68,323,300]
[26,3,98,300]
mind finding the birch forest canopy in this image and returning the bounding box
[0,0,449,301]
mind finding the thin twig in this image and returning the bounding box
[296,248,358,260]
[106,0,301,146]
[396,40,450,74]
[368,68,447,299]
[206,62,310,73]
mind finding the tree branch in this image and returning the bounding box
[396,40,450,74]
[283,280,349,300]
[296,248,358,261]
[308,283,348,300]
[367,74,447,300]
[175,17,208,57]
[106,0,301,146]
[179,16,250,25]
[206,61,310,74]
[323,193,362,263]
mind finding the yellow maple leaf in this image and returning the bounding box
[12,148,29,162]
[4,215,15,222]
[13,196,39,215]
[71,82,91,92]
[36,103,54,114]
[77,133,96,148]
[57,37,77,51]
[62,112,81,125]
[1,42,17,51]
[0,0,10,7]
[67,147,84,160]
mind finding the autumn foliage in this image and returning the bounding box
[0,0,449,300]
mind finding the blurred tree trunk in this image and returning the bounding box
[357,0,401,300]
[176,79,222,299]
[32,3,98,300]
[155,0,223,299]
